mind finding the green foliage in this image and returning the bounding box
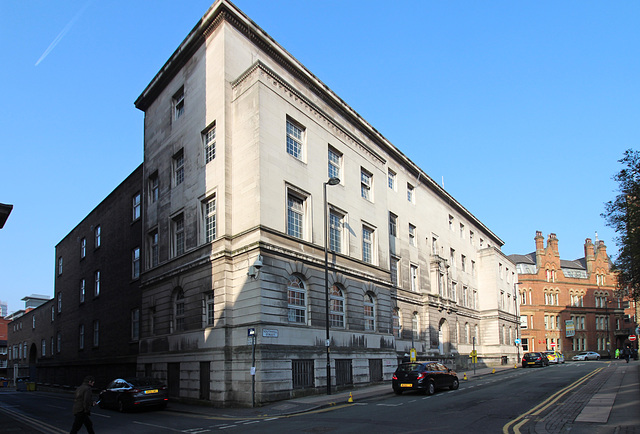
[603,149,640,302]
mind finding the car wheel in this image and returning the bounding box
[393,388,402,395]
[117,398,126,413]
[426,380,435,396]
[450,378,459,390]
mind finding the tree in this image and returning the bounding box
[603,149,640,304]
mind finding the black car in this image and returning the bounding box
[392,361,459,395]
[521,352,549,368]
[98,377,168,412]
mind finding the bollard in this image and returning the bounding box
[492,368,496,374]
[463,373,468,380]
[348,392,353,403]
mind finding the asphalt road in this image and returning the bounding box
[0,362,606,433]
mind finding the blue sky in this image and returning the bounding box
[1,1,638,315]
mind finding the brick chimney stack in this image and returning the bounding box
[548,233,559,257]
[535,231,544,252]
[596,240,607,260]
[585,238,595,273]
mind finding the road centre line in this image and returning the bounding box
[0,405,67,434]
[133,420,185,432]
[502,368,603,434]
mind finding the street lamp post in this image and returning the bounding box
[324,177,340,396]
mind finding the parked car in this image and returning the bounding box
[392,361,459,395]
[543,351,565,364]
[572,351,601,361]
[521,352,549,368]
[98,377,168,412]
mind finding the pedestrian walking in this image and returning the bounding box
[623,346,631,363]
[70,375,96,434]
[615,348,620,359]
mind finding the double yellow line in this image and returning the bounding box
[503,367,604,434]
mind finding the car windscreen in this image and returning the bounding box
[396,363,423,373]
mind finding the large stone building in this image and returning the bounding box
[133,0,518,406]
[7,166,143,388]
[509,232,627,359]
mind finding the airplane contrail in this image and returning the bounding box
[35,1,92,66]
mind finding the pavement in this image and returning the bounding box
[165,360,640,433]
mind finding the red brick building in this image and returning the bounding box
[509,232,627,359]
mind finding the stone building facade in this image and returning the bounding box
[509,231,625,359]
[134,0,518,406]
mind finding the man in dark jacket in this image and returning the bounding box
[70,375,96,434]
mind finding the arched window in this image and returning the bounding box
[392,308,401,338]
[287,275,307,324]
[329,284,345,328]
[174,288,185,332]
[364,293,376,331]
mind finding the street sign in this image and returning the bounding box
[248,328,255,336]
[630,335,637,342]
[514,338,521,345]
[551,342,556,348]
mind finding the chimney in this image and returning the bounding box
[548,233,559,257]
[535,231,544,252]
[596,240,608,261]
[585,238,595,273]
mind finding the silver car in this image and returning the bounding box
[572,351,600,361]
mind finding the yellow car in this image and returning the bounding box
[543,351,565,364]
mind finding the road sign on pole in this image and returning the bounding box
[630,335,637,342]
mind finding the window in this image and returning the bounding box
[408,224,416,246]
[362,225,375,264]
[79,324,85,350]
[132,193,141,221]
[205,293,215,326]
[94,225,101,249]
[51,337,55,355]
[149,229,159,267]
[32,315,35,329]
[461,255,466,272]
[389,212,398,237]
[57,292,62,313]
[462,285,468,306]
[469,230,474,245]
[149,172,159,203]
[407,183,414,203]
[449,248,456,268]
[41,339,46,357]
[361,168,372,201]
[174,289,185,332]
[287,275,307,324]
[451,282,457,301]
[364,294,376,331]
[204,124,216,164]
[287,192,305,239]
[388,169,396,190]
[93,320,99,347]
[410,264,419,292]
[173,149,184,186]
[393,308,402,337]
[329,209,344,253]
[58,257,63,275]
[51,306,55,322]
[57,332,61,353]
[286,119,304,160]
[431,236,439,256]
[131,308,140,341]
[80,279,85,303]
[329,285,345,328]
[390,256,400,287]
[460,223,465,238]
[80,238,86,259]
[94,271,101,296]
[412,312,419,341]
[328,147,341,180]
[173,214,185,257]
[203,196,216,243]
[448,215,454,231]
[132,247,140,279]
[173,86,184,120]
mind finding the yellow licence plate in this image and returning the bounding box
[400,383,413,388]
[145,389,158,394]
[528,362,536,364]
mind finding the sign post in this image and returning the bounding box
[248,328,256,407]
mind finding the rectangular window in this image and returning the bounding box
[80,238,86,259]
[389,212,398,237]
[149,172,159,203]
[204,125,216,164]
[410,264,418,292]
[361,168,372,201]
[449,248,456,268]
[173,214,185,257]
[132,247,140,279]
[470,230,474,245]
[173,86,184,120]
[461,255,466,272]
[329,209,344,253]
[41,339,46,357]
[93,320,99,347]
[460,223,465,238]
[80,279,85,303]
[79,324,84,350]
[286,119,304,160]
[204,196,216,243]
[149,229,159,267]
[57,292,62,313]
[131,308,140,341]
[448,215,454,230]
[57,332,61,353]
[390,256,400,287]
[206,293,215,326]
[388,169,396,190]
[408,224,416,246]
[328,147,341,180]
[362,225,375,264]
[407,183,414,203]
[58,257,63,275]
[173,149,184,186]
[94,225,101,249]
[287,192,305,239]
[132,193,141,220]
[94,270,101,296]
